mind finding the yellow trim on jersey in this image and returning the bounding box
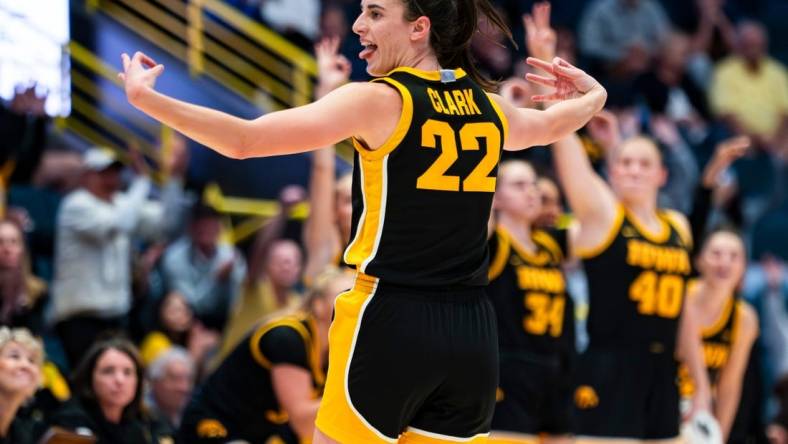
[400,428,489,443]
[343,155,386,270]
[489,227,512,281]
[249,316,313,372]
[576,205,626,259]
[663,209,693,249]
[385,66,467,81]
[352,77,414,161]
[488,431,539,444]
[730,300,746,346]
[316,274,398,444]
[533,229,564,262]
[701,296,735,338]
[486,92,510,145]
[626,208,670,244]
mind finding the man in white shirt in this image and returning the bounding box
[52,147,185,367]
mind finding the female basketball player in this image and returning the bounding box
[304,38,354,282]
[487,160,575,444]
[551,126,712,443]
[120,0,607,441]
[681,229,758,441]
[178,269,354,443]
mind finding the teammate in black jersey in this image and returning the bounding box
[487,160,575,444]
[178,270,353,443]
[120,0,607,440]
[551,122,711,442]
[680,229,758,441]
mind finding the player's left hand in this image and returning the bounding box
[525,57,600,102]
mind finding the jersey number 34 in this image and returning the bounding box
[417,119,501,192]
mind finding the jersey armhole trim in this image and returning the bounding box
[353,77,413,161]
[488,227,511,281]
[486,93,509,145]
[702,296,735,338]
[576,205,626,259]
[249,318,312,370]
[663,209,693,249]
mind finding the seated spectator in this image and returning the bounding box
[0,327,45,444]
[139,291,219,372]
[162,203,246,331]
[50,338,173,444]
[52,147,186,368]
[710,20,788,149]
[146,347,195,432]
[0,219,46,332]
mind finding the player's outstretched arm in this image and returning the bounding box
[715,303,758,440]
[120,52,383,159]
[490,57,607,150]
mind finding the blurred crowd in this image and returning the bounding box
[0,0,787,442]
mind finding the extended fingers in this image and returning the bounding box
[121,53,131,71]
[525,72,557,88]
[526,57,554,74]
[534,2,551,28]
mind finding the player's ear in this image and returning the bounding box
[410,15,431,42]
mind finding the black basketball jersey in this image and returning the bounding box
[196,312,324,442]
[343,67,507,287]
[488,225,575,357]
[579,205,693,350]
[679,296,742,395]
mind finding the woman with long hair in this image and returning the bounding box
[681,229,758,441]
[50,338,172,443]
[0,219,46,332]
[119,0,607,440]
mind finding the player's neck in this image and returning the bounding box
[403,51,441,72]
[498,214,536,252]
[623,199,660,228]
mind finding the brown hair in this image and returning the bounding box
[71,338,146,422]
[0,219,46,323]
[401,0,514,91]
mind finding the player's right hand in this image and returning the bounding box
[119,51,164,104]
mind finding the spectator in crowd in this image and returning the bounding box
[745,255,788,405]
[0,219,46,332]
[162,203,246,331]
[139,291,219,371]
[50,338,173,444]
[52,146,186,368]
[146,347,195,432]
[578,0,671,78]
[471,6,515,81]
[0,327,45,444]
[710,20,788,149]
[0,85,49,187]
[635,32,712,131]
[7,148,83,282]
[770,375,788,444]
[220,188,304,356]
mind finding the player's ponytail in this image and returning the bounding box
[402,0,514,91]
